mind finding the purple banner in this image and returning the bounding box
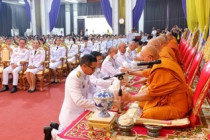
[24,0,31,21]
[49,0,61,32]
[0,0,2,14]
[132,0,146,28]
[100,0,112,27]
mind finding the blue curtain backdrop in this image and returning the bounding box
[100,0,112,27]
[24,0,31,21]
[0,0,2,14]
[49,0,61,32]
[132,0,145,28]
[181,0,187,19]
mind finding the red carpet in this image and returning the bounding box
[0,81,65,140]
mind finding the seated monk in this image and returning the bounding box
[122,45,193,120]
[148,36,178,63]
[166,32,182,66]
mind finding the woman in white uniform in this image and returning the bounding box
[49,37,66,83]
[25,39,45,93]
[67,37,78,63]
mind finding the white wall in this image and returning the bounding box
[85,17,113,35]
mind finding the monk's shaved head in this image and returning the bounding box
[156,35,167,46]
[166,32,173,41]
[140,44,159,61]
[148,38,162,52]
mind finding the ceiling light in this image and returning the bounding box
[18,0,25,4]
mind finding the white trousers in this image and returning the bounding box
[50,61,61,70]
[67,57,76,63]
[51,125,65,140]
[3,65,23,86]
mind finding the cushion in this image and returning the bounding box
[36,69,49,75]
[57,64,67,69]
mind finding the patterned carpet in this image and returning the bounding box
[58,100,210,140]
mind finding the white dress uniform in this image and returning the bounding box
[92,42,100,52]
[126,32,135,43]
[121,38,128,44]
[112,39,119,47]
[67,44,78,63]
[115,51,131,67]
[107,40,113,50]
[125,47,138,61]
[90,68,113,90]
[3,47,29,86]
[49,46,66,70]
[53,66,98,137]
[51,69,98,140]
[100,40,107,54]
[80,43,92,56]
[25,48,45,74]
[101,55,119,76]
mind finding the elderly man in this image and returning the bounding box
[115,42,130,67]
[123,45,192,120]
[44,54,99,140]
[125,41,138,61]
[101,47,119,76]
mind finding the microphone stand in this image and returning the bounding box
[117,74,123,114]
[103,68,147,114]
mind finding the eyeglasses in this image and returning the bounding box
[87,65,96,71]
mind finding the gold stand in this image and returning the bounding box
[88,111,117,137]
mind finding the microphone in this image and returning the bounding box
[103,72,126,80]
[137,60,161,66]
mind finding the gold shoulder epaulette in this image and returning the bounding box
[77,71,81,78]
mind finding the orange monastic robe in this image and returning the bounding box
[166,38,182,66]
[160,46,177,63]
[140,58,192,120]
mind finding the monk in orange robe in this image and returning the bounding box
[166,32,182,66]
[123,45,192,120]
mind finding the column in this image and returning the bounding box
[31,0,41,35]
[125,0,133,34]
[73,4,78,34]
[40,0,50,35]
[65,4,71,35]
[112,0,119,35]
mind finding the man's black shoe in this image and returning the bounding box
[43,126,53,140]
[1,85,9,92]
[50,121,59,130]
[10,86,17,93]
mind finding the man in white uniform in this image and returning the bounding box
[126,29,135,43]
[125,41,138,61]
[80,37,92,56]
[90,51,113,90]
[1,38,29,93]
[115,42,130,67]
[44,54,98,140]
[101,47,119,76]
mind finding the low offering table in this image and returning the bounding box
[88,111,117,137]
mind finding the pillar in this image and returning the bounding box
[73,3,78,34]
[112,0,119,35]
[65,4,71,35]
